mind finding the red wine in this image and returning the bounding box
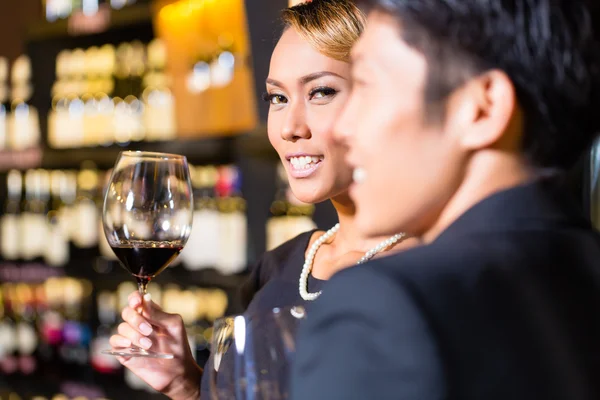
[111,240,183,284]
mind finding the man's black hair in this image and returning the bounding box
[360,0,600,169]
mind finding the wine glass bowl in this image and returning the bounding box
[209,305,307,399]
[101,151,193,359]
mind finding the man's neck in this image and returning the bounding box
[421,152,534,244]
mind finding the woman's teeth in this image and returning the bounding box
[290,156,323,169]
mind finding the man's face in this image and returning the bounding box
[335,11,468,238]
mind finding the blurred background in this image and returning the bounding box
[0,0,339,398]
[0,0,593,399]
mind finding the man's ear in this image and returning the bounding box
[445,70,518,150]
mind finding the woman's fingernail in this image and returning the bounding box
[143,293,152,302]
[139,323,153,335]
[140,337,152,349]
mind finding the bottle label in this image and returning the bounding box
[45,223,70,266]
[20,212,48,259]
[218,211,247,275]
[16,321,38,355]
[74,200,99,248]
[0,321,16,356]
[180,209,220,270]
[1,214,20,259]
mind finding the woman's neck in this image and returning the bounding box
[309,192,414,280]
[331,192,399,252]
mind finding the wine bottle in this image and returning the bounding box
[20,170,49,262]
[0,284,19,375]
[143,38,176,141]
[14,283,39,375]
[1,170,22,261]
[0,57,9,151]
[45,0,74,21]
[72,163,99,249]
[180,166,221,270]
[216,165,247,275]
[266,165,292,251]
[38,278,65,370]
[44,170,71,267]
[60,279,92,370]
[8,55,41,151]
[89,290,120,374]
[267,164,316,250]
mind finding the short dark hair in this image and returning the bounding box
[360,0,600,169]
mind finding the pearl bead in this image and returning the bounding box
[299,224,406,301]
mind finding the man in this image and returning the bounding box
[291,1,600,399]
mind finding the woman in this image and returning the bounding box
[110,1,415,398]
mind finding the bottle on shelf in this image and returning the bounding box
[216,165,247,275]
[7,55,41,151]
[72,163,99,249]
[20,170,50,263]
[1,170,23,261]
[38,278,65,370]
[266,164,316,250]
[13,283,40,375]
[113,42,144,144]
[44,0,73,22]
[45,170,72,267]
[0,284,19,375]
[0,56,9,151]
[110,0,136,10]
[90,290,120,374]
[60,279,92,368]
[98,169,117,262]
[143,38,176,141]
[180,165,221,270]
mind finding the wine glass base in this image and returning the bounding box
[102,347,174,359]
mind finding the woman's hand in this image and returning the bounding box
[110,291,202,400]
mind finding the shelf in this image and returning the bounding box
[39,130,279,170]
[0,147,43,172]
[0,257,249,291]
[27,3,153,42]
[42,135,239,169]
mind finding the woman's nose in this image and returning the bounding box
[280,104,311,142]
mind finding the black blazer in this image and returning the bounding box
[290,180,600,400]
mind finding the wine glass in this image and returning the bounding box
[101,151,193,359]
[209,305,307,399]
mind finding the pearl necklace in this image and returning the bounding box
[299,223,406,301]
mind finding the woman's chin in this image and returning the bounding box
[288,188,328,206]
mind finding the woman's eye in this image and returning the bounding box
[309,87,337,100]
[263,93,288,105]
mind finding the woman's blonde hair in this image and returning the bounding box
[281,0,366,62]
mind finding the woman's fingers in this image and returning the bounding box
[121,306,153,336]
[109,334,132,348]
[117,322,153,350]
[128,291,143,308]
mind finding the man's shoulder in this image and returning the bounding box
[327,229,576,303]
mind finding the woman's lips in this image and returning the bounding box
[287,155,324,178]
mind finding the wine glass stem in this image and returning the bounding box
[138,281,148,296]
[138,280,148,311]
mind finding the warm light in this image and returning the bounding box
[159,3,177,21]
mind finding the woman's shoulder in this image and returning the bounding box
[239,229,319,309]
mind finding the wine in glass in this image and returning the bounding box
[101,151,193,359]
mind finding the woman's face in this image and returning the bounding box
[266,28,353,204]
